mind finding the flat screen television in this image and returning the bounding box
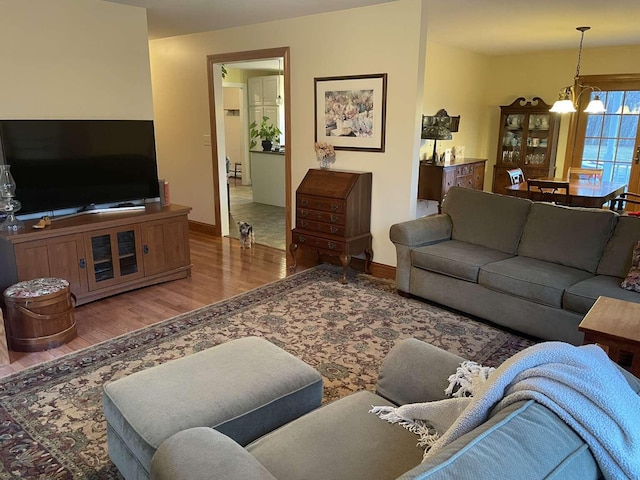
[0,119,160,216]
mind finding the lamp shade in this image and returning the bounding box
[550,99,576,114]
[584,96,606,114]
[421,125,452,140]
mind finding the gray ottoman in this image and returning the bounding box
[103,336,323,480]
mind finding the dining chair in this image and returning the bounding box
[610,191,640,216]
[507,168,525,185]
[568,167,603,182]
[527,179,570,204]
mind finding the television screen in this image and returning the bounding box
[0,119,160,215]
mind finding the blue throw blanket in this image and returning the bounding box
[372,342,640,479]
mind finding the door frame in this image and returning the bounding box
[205,47,291,253]
[564,73,640,195]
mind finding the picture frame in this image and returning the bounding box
[314,73,387,152]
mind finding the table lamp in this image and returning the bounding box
[421,109,460,164]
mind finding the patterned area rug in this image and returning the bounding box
[0,266,536,479]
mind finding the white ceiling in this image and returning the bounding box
[107,0,640,55]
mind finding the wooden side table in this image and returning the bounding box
[578,296,640,376]
[418,158,486,213]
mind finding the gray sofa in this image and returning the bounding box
[150,338,640,480]
[390,186,640,345]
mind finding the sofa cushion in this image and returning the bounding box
[247,391,423,480]
[479,256,594,308]
[399,400,600,480]
[518,203,617,273]
[412,240,514,282]
[597,215,640,277]
[564,275,640,314]
[442,186,532,254]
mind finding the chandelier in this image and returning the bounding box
[549,27,606,115]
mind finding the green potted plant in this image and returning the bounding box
[249,116,282,151]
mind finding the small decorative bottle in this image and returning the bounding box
[0,164,24,232]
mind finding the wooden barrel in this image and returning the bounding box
[3,278,77,352]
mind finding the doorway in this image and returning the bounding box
[206,48,291,253]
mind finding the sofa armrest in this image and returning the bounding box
[389,215,452,293]
[151,427,277,480]
[376,339,465,405]
[389,214,452,247]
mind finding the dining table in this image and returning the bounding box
[504,177,627,208]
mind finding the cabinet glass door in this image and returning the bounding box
[86,226,143,290]
[525,114,551,166]
[117,230,139,277]
[91,234,114,283]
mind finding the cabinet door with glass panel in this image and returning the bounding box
[84,226,144,290]
[492,97,561,194]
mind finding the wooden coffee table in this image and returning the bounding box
[578,296,640,376]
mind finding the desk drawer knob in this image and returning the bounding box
[301,210,309,217]
[330,215,338,223]
[328,242,336,250]
[330,226,339,234]
[299,236,306,243]
[301,220,309,228]
[300,199,308,207]
[331,204,339,211]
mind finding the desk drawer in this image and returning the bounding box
[296,219,346,237]
[292,232,346,253]
[456,165,474,176]
[297,195,346,214]
[297,208,346,225]
[455,174,474,188]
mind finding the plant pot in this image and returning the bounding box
[261,140,273,152]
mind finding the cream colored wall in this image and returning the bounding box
[223,87,245,176]
[421,43,640,193]
[225,68,276,84]
[0,0,153,120]
[149,0,428,267]
[422,42,493,188]
[485,44,640,181]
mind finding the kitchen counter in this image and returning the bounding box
[250,151,285,207]
[250,149,284,155]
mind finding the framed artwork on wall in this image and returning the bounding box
[314,73,387,152]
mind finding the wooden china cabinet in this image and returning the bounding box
[492,97,561,195]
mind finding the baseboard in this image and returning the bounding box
[291,250,395,280]
[188,220,218,236]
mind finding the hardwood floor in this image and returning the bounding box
[0,231,297,378]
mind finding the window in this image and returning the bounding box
[582,90,640,182]
[570,74,640,196]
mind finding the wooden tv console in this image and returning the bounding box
[0,203,192,306]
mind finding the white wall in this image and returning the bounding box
[149,0,429,267]
[0,0,153,120]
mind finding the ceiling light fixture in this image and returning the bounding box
[549,27,606,115]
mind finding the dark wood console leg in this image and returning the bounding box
[339,254,351,284]
[288,242,299,273]
[364,248,373,274]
